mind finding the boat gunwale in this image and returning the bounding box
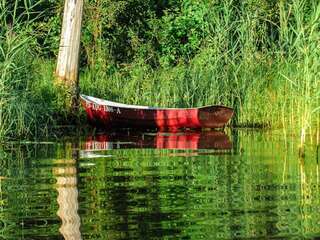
[80,94,233,111]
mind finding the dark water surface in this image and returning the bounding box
[0,130,319,240]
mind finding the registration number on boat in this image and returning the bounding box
[88,103,121,114]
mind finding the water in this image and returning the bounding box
[0,130,319,240]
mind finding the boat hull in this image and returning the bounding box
[80,95,233,130]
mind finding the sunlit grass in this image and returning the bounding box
[0,2,68,141]
[81,0,320,144]
[0,0,319,142]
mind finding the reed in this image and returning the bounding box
[279,0,320,144]
[0,1,65,141]
[1,0,319,141]
[0,28,34,139]
[81,0,320,137]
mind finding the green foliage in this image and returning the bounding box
[0,0,319,140]
[156,1,209,66]
[79,0,210,67]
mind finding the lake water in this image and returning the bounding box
[0,130,319,240]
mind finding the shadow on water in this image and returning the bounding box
[1,129,320,239]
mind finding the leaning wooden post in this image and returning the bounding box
[56,0,84,115]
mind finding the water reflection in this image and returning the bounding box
[83,130,232,151]
[53,158,82,240]
[0,130,320,239]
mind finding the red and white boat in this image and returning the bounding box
[80,95,233,130]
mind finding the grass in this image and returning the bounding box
[0,27,35,139]
[0,6,70,141]
[0,0,319,142]
[80,0,319,142]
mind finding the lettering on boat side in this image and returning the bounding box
[87,103,100,110]
[85,102,95,110]
[102,106,122,114]
[102,105,121,114]
[94,104,99,110]
[103,106,114,112]
[86,101,121,114]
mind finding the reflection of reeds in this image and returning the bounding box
[53,161,82,240]
[298,144,320,236]
[299,159,309,204]
[76,129,320,238]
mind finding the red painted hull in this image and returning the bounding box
[80,95,233,130]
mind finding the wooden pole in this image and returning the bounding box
[56,0,84,113]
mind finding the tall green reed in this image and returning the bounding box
[81,0,319,137]
[278,0,320,145]
[0,1,59,140]
[0,0,318,141]
[0,28,35,139]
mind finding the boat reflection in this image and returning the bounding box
[83,131,232,151]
